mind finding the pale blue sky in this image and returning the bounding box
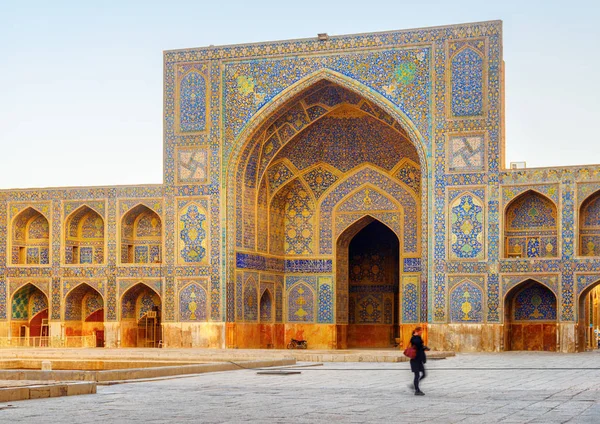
[1,0,598,189]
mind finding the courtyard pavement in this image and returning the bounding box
[1,351,600,423]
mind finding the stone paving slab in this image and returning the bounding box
[1,351,599,422]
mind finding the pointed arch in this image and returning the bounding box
[259,288,273,323]
[11,280,49,299]
[227,71,428,252]
[226,68,427,178]
[450,45,485,117]
[319,165,417,255]
[120,282,162,320]
[503,277,559,303]
[579,189,600,256]
[503,279,557,351]
[64,283,104,322]
[504,190,558,258]
[120,204,162,264]
[11,207,50,265]
[178,68,208,133]
[287,281,315,323]
[11,283,48,321]
[268,177,316,256]
[179,282,208,322]
[64,205,105,265]
[576,277,600,351]
[449,279,483,323]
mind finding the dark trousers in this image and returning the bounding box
[413,369,426,391]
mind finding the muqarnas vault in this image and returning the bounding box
[2,20,600,353]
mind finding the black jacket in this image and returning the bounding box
[409,335,427,371]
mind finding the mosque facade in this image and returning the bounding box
[2,20,600,352]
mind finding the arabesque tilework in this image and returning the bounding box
[3,21,600,351]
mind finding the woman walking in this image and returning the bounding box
[409,326,430,396]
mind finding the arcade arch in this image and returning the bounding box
[120,283,162,347]
[64,283,104,347]
[577,280,600,351]
[10,283,49,342]
[579,190,600,256]
[503,279,557,351]
[65,206,105,264]
[504,191,558,258]
[120,204,162,264]
[11,207,50,265]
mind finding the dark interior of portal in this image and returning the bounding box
[347,220,400,348]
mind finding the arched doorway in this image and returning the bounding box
[338,219,400,348]
[10,283,49,345]
[64,283,104,347]
[504,280,557,351]
[120,283,162,347]
[259,288,274,348]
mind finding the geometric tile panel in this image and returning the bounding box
[450,45,484,117]
[178,64,208,133]
[178,202,208,264]
[177,147,209,184]
[402,274,419,323]
[450,280,483,323]
[449,193,484,260]
[448,135,484,171]
[287,282,315,323]
[179,283,208,321]
[317,277,334,324]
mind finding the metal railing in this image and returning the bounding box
[0,335,96,348]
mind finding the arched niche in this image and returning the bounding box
[229,75,426,262]
[579,190,600,256]
[65,206,105,264]
[449,280,483,323]
[11,207,50,265]
[504,190,558,258]
[179,282,208,322]
[577,280,600,351]
[64,283,104,346]
[120,283,162,347]
[11,283,49,339]
[268,178,315,256]
[259,288,273,323]
[503,279,557,351]
[121,204,162,264]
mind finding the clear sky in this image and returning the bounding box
[1,0,599,189]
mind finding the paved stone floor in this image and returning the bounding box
[1,351,600,423]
